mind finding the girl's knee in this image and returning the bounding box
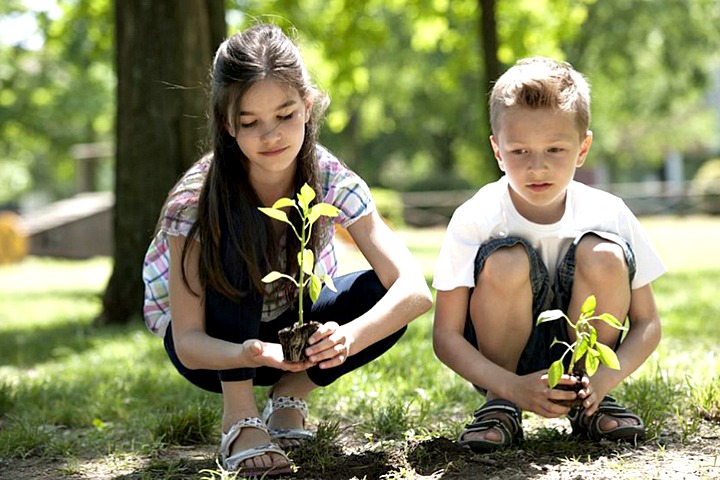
[478,244,531,290]
[575,236,628,282]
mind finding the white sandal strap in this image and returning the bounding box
[262,395,309,422]
[219,417,292,472]
[219,417,268,460]
[262,395,314,441]
[224,442,289,472]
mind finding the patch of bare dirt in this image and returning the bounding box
[1,423,719,479]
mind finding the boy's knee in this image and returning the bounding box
[478,244,531,289]
[575,236,628,282]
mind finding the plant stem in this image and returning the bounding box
[569,320,589,375]
[297,208,307,326]
[565,317,578,374]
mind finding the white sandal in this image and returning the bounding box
[262,395,315,443]
[219,417,293,476]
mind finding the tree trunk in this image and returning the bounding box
[479,0,500,97]
[98,0,225,325]
[478,0,501,178]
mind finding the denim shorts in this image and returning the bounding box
[463,231,636,388]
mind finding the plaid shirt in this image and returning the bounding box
[142,145,375,336]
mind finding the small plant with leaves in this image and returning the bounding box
[259,183,339,362]
[536,295,628,406]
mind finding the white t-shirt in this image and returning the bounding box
[433,176,666,291]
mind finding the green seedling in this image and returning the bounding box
[258,183,339,326]
[536,295,628,389]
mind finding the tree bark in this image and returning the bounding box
[479,0,501,178]
[479,0,500,97]
[98,0,225,325]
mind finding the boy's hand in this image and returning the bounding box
[508,371,577,418]
[577,374,612,417]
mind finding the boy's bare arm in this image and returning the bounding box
[434,287,579,417]
[580,283,662,415]
[433,288,521,399]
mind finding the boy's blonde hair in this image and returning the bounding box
[489,57,591,139]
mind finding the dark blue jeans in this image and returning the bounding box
[164,269,406,393]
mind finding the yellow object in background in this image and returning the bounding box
[0,211,28,265]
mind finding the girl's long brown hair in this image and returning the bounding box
[182,23,329,303]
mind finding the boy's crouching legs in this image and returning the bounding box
[466,244,533,444]
[470,243,534,376]
[569,234,639,434]
[570,235,631,346]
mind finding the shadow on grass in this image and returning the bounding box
[111,452,218,480]
[0,430,683,480]
[108,445,392,480]
[105,434,641,480]
[0,312,143,368]
[407,431,635,479]
[293,446,392,480]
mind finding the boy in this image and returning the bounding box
[432,57,664,452]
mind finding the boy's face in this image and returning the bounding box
[490,107,592,224]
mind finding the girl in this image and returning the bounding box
[142,23,432,476]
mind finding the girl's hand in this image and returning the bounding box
[241,339,314,371]
[305,322,353,369]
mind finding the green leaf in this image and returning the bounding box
[581,295,597,316]
[261,271,283,283]
[309,274,322,302]
[596,343,621,370]
[258,207,290,224]
[537,309,566,325]
[261,271,296,284]
[588,325,597,347]
[92,418,106,430]
[572,338,588,364]
[547,360,564,388]
[585,349,600,377]
[597,312,627,330]
[323,274,337,292]
[297,183,316,210]
[308,202,340,224]
[300,249,315,276]
[271,197,295,209]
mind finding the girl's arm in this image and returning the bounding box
[168,234,311,372]
[307,211,432,366]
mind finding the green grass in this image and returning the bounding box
[1,216,719,478]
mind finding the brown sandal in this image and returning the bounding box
[458,399,524,453]
[568,395,645,442]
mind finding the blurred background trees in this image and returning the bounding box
[1,0,720,323]
[0,0,114,208]
[3,0,719,204]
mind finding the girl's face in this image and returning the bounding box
[227,79,312,184]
